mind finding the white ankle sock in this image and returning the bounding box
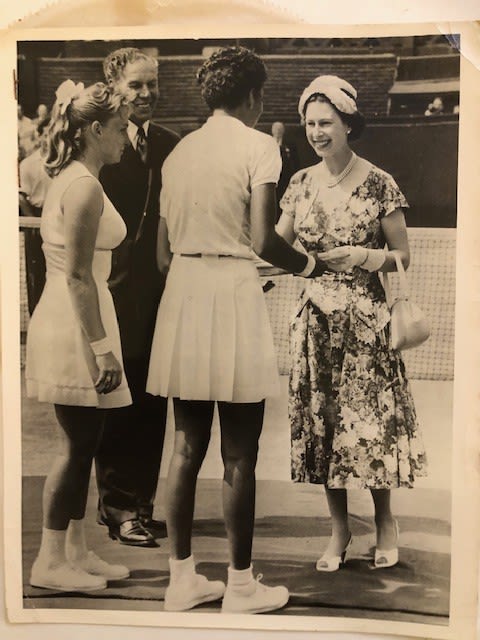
[36,528,67,568]
[227,565,254,590]
[169,555,196,583]
[66,518,89,562]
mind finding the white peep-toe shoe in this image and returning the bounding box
[316,535,353,573]
[374,519,400,569]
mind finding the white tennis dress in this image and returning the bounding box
[146,114,282,403]
[26,161,132,409]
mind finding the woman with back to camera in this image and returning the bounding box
[26,80,132,592]
[146,47,326,614]
[276,75,427,572]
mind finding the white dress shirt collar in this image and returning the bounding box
[128,120,150,148]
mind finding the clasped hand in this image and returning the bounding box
[318,245,368,272]
[94,352,123,394]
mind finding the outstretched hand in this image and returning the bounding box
[318,246,367,272]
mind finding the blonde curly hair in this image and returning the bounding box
[44,81,126,177]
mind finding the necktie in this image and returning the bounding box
[136,125,147,163]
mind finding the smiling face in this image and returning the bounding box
[304,98,350,158]
[112,59,159,126]
[99,107,130,164]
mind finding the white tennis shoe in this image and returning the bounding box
[221,574,289,614]
[70,550,130,580]
[30,560,107,592]
[164,573,226,611]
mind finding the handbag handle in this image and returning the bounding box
[382,250,409,307]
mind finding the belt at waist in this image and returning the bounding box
[178,253,251,260]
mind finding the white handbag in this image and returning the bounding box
[381,251,430,351]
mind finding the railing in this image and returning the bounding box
[19,222,456,380]
[396,54,460,81]
[260,228,456,381]
[19,216,41,229]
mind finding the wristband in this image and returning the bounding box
[359,248,386,272]
[90,337,113,356]
[295,253,316,277]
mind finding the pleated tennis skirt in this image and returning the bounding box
[146,254,280,402]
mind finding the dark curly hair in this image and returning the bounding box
[196,46,267,110]
[103,47,158,84]
[303,93,365,141]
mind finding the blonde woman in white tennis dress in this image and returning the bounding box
[146,47,325,614]
[26,81,132,592]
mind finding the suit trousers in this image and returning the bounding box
[95,353,167,525]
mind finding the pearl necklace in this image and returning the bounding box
[325,152,357,188]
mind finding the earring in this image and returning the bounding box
[347,128,352,134]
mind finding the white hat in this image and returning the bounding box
[298,75,357,117]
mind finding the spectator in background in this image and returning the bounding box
[19,118,52,218]
[424,96,444,116]
[34,103,49,126]
[271,121,298,215]
[453,104,460,115]
[19,117,52,315]
[30,105,50,150]
[271,120,285,145]
[18,104,37,161]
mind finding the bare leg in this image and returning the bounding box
[218,400,264,570]
[32,404,106,589]
[322,488,351,558]
[166,399,214,560]
[370,488,397,550]
[163,400,226,611]
[42,405,105,530]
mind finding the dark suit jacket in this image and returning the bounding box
[100,122,180,360]
[278,142,299,201]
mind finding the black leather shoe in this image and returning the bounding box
[138,516,167,537]
[107,519,159,547]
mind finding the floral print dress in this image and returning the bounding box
[280,157,427,489]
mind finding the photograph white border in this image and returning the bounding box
[2,17,480,640]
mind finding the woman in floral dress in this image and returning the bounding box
[277,75,427,571]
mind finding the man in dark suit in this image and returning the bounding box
[95,47,180,546]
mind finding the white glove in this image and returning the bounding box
[318,246,386,272]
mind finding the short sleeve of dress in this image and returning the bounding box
[279,169,306,218]
[159,155,173,219]
[379,173,409,218]
[159,185,167,219]
[250,134,282,189]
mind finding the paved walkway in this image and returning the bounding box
[20,376,452,625]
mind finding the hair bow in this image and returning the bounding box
[55,79,85,115]
[298,75,357,117]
